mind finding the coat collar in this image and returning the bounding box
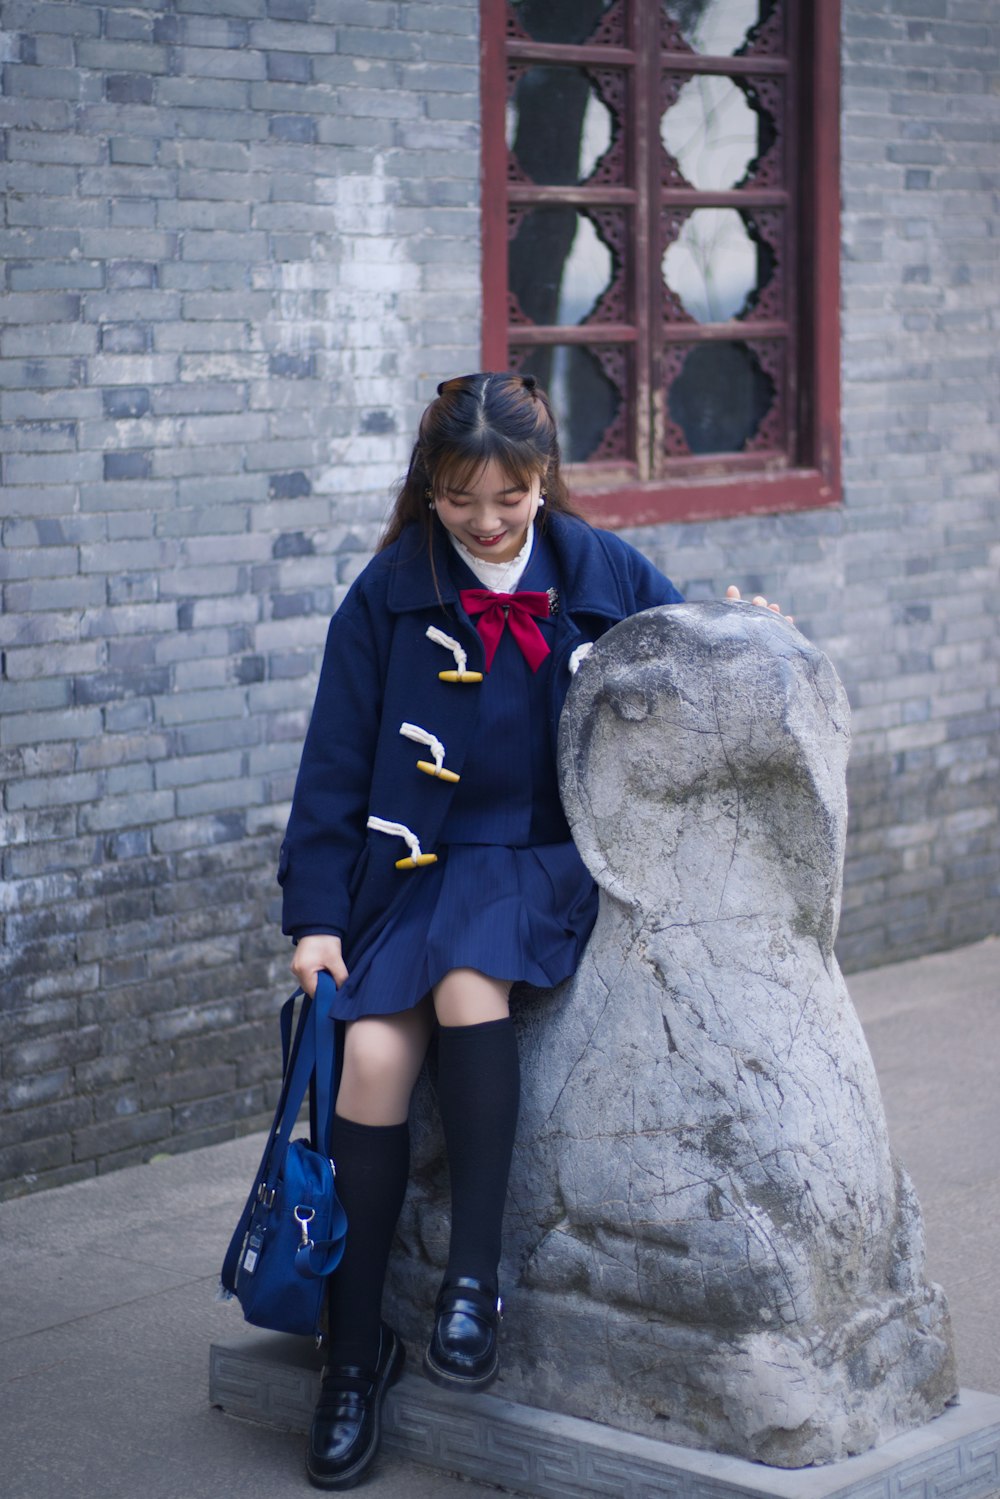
[383,512,627,620]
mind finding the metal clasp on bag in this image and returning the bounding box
[294,1205,315,1248]
[257,1182,275,1209]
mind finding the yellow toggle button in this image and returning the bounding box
[416,761,460,784]
[394,853,438,870]
[438,670,483,683]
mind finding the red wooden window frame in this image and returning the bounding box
[480,1,841,527]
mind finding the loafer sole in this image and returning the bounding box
[422,1343,499,1393]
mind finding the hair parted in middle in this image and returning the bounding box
[378,371,581,553]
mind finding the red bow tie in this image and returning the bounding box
[459,589,552,672]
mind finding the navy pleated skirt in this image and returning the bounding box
[330,841,598,1022]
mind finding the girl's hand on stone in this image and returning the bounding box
[725,585,794,624]
[291,934,349,996]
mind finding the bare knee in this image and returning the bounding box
[336,1004,431,1126]
[434,969,511,1028]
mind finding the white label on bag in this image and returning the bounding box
[242,1229,263,1275]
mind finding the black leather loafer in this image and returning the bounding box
[306,1323,404,1490]
[423,1276,503,1392]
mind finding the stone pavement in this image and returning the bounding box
[1,937,996,1499]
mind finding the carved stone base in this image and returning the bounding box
[209,1335,1000,1499]
[384,1254,956,1468]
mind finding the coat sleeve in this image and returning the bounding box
[628,546,684,611]
[596,527,685,613]
[278,588,385,940]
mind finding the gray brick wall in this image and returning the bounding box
[0,0,481,1197]
[1,0,997,1199]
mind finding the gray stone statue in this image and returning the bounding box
[386,601,956,1467]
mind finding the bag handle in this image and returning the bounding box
[262,972,337,1196]
[312,970,335,1154]
[278,971,335,1146]
[221,971,339,1293]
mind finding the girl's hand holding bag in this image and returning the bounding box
[220,970,347,1341]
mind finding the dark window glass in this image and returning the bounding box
[511,0,616,46]
[510,208,616,326]
[514,345,622,464]
[508,67,615,187]
[667,342,774,454]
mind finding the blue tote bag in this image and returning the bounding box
[220,970,348,1341]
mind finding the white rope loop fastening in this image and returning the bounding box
[425,625,467,674]
[426,625,482,683]
[399,721,445,772]
[366,815,437,869]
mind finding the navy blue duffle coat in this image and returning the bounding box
[278,511,683,982]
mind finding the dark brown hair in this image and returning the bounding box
[378,371,581,552]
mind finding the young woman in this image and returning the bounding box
[279,372,781,1489]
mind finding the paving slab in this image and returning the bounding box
[1,937,996,1499]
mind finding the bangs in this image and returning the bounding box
[431,436,542,497]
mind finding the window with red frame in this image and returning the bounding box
[480,0,841,526]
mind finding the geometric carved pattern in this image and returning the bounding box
[662,343,689,455]
[588,344,629,460]
[658,73,692,191]
[209,1338,321,1432]
[585,69,626,188]
[210,1339,1000,1499]
[742,74,785,187]
[744,336,785,450]
[743,207,784,320]
[659,9,691,55]
[738,2,786,60]
[585,0,626,50]
[587,205,629,323]
[661,344,689,457]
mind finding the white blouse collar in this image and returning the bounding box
[448,524,535,593]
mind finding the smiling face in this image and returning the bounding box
[432,456,544,563]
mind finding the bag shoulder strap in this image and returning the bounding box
[311,970,336,1153]
[221,976,338,1291]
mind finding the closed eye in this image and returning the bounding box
[440,492,528,507]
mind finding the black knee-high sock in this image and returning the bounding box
[325,1115,409,1370]
[436,1017,520,1290]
